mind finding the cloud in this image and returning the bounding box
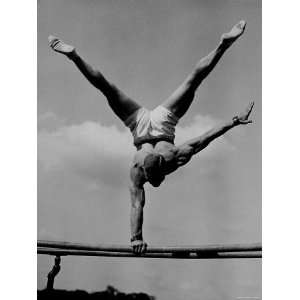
[38,113,234,187]
[38,120,134,186]
[38,111,66,131]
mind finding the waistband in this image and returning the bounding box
[134,134,174,149]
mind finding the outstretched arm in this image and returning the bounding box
[174,102,254,169]
[129,165,147,254]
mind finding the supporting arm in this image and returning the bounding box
[129,166,147,254]
[130,185,145,240]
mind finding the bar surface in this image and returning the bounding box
[38,240,262,254]
[38,247,262,259]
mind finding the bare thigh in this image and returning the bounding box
[161,43,228,120]
[104,83,142,122]
[161,76,196,119]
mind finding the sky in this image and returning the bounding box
[37,0,261,299]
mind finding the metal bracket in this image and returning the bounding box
[46,255,61,290]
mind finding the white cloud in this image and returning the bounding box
[38,111,66,131]
[38,113,234,187]
[38,120,134,186]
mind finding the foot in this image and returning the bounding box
[48,35,75,58]
[220,20,246,48]
[233,101,254,125]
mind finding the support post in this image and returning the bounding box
[46,256,61,290]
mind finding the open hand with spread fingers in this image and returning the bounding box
[233,101,254,125]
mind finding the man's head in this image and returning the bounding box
[143,153,166,187]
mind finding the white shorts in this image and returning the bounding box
[124,106,179,147]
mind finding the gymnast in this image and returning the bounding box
[49,20,254,254]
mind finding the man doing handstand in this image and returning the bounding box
[49,20,254,254]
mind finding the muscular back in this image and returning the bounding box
[131,141,194,186]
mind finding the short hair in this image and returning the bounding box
[144,154,165,178]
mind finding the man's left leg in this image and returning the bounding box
[161,21,246,120]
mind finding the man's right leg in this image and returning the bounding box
[161,21,246,119]
[48,36,141,123]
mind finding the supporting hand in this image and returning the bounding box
[233,101,254,125]
[131,240,147,254]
